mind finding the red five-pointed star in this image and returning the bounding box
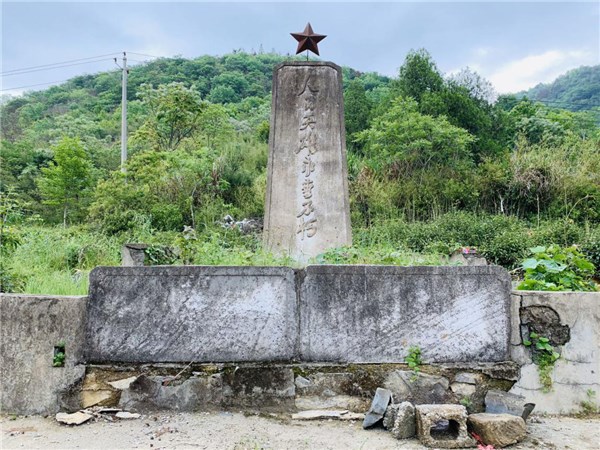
[291,23,327,56]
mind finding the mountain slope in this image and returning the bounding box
[520,65,600,112]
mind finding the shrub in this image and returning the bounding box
[481,230,530,268]
[517,245,597,291]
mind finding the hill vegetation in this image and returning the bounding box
[1,50,599,294]
[519,65,600,113]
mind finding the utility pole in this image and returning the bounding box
[115,52,128,173]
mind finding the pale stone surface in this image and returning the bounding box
[390,402,416,439]
[383,404,400,430]
[115,411,141,419]
[264,61,351,262]
[85,266,297,362]
[0,294,87,415]
[291,410,364,420]
[81,390,114,408]
[415,404,475,448]
[363,388,392,428]
[510,291,600,414]
[55,411,93,425]
[108,376,138,390]
[468,413,526,447]
[450,382,477,398]
[300,265,512,363]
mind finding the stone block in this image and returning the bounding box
[485,389,529,417]
[121,243,147,266]
[390,402,416,439]
[415,404,475,448]
[362,387,392,428]
[0,294,87,415]
[468,413,526,447]
[300,265,511,363]
[85,266,297,363]
[263,61,351,262]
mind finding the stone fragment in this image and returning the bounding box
[116,411,141,419]
[384,370,451,404]
[108,376,138,390]
[383,404,400,430]
[121,244,147,266]
[81,390,114,408]
[295,376,311,389]
[415,404,475,448]
[467,413,526,448]
[55,411,93,425]
[291,410,364,420]
[454,372,483,385]
[362,387,392,428]
[390,402,416,439]
[485,390,532,418]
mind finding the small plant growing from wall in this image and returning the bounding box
[405,346,423,380]
[579,389,599,416]
[523,332,559,392]
[53,341,66,367]
[517,245,597,292]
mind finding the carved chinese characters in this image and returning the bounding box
[264,62,351,262]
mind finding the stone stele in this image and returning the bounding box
[264,61,351,262]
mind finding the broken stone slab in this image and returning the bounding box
[390,402,416,440]
[362,387,392,429]
[485,390,535,420]
[115,411,141,419]
[55,411,93,425]
[467,413,526,448]
[291,410,364,421]
[384,370,451,404]
[415,404,475,448]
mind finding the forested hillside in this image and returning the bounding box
[520,65,600,113]
[1,50,599,294]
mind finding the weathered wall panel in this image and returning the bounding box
[85,266,298,363]
[299,265,512,363]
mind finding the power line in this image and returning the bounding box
[0,79,73,92]
[1,52,121,75]
[1,58,117,77]
[128,52,164,59]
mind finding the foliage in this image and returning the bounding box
[518,245,597,291]
[523,332,560,392]
[53,342,66,367]
[36,137,93,226]
[405,346,423,375]
[579,389,599,415]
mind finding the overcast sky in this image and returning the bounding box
[1,1,599,96]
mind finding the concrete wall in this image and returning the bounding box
[510,291,600,414]
[85,266,298,363]
[3,267,597,416]
[300,265,511,363]
[0,294,87,415]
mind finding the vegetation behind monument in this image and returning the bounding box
[1,50,599,293]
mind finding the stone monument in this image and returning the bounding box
[263,27,352,261]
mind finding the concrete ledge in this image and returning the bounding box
[300,265,511,363]
[85,266,298,363]
[0,294,87,414]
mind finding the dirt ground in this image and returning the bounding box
[1,412,599,450]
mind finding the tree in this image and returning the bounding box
[344,80,372,153]
[36,137,93,226]
[135,82,205,151]
[394,49,444,103]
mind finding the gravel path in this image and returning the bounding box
[1,412,599,449]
